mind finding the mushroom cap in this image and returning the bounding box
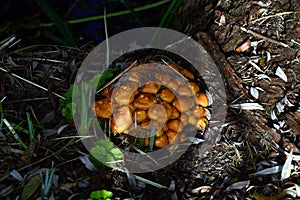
[155,73,171,85]
[155,129,164,137]
[192,105,207,118]
[158,88,175,103]
[160,102,173,120]
[170,106,180,119]
[127,72,141,83]
[180,113,189,126]
[166,130,178,144]
[180,69,194,79]
[112,81,139,105]
[188,82,200,95]
[177,85,193,97]
[196,117,208,130]
[140,82,161,94]
[172,96,195,112]
[140,119,150,128]
[196,93,209,107]
[93,98,113,119]
[166,79,180,91]
[154,134,168,148]
[111,105,133,133]
[162,123,169,132]
[131,63,157,71]
[168,119,183,132]
[133,110,147,122]
[188,115,197,126]
[101,83,114,97]
[147,104,169,121]
[133,93,157,110]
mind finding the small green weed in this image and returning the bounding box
[88,189,113,200]
[90,139,123,168]
[59,71,114,122]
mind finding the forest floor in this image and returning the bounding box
[1,0,300,199]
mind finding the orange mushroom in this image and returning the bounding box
[93,98,113,119]
[188,115,197,126]
[92,60,210,149]
[168,119,182,132]
[111,105,133,133]
[166,130,179,144]
[195,93,209,107]
[172,96,195,112]
[196,117,209,130]
[166,79,179,91]
[154,134,169,148]
[133,94,157,110]
[177,85,193,97]
[158,88,175,103]
[170,106,180,119]
[191,105,207,118]
[188,82,200,95]
[180,113,189,126]
[180,69,194,80]
[140,82,161,94]
[112,81,139,105]
[133,110,147,122]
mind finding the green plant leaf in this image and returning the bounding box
[90,139,123,168]
[59,85,79,122]
[110,147,123,160]
[21,175,42,200]
[101,189,113,199]
[59,71,114,122]
[89,189,113,200]
[90,72,114,91]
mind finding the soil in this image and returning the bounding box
[1,0,300,200]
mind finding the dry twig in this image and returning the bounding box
[240,27,289,48]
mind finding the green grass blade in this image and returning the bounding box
[39,0,171,26]
[149,124,155,151]
[164,0,183,27]
[3,119,27,148]
[26,113,35,141]
[150,0,183,44]
[43,166,55,196]
[121,0,144,26]
[37,0,78,46]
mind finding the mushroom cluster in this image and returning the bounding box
[93,62,211,149]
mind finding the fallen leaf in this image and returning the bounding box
[236,40,251,52]
[275,66,287,82]
[226,180,250,191]
[257,74,271,82]
[250,87,259,99]
[190,186,212,193]
[10,169,24,182]
[250,166,282,176]
[230,103,264,110]
[21,175,42,200]
[220,14,226,25]
[281,150,293,180]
